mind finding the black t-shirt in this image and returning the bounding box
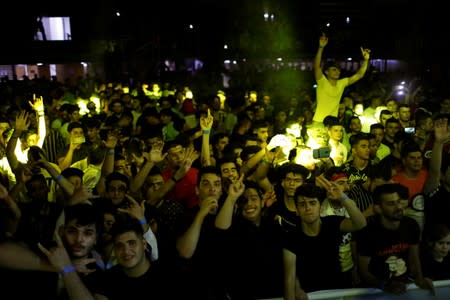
[283,216,350,292]
[94,262,169,299]
[356,216,420,281]
[217,216,284,299]
[425,185,450,229]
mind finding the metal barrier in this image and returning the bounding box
[264,279,450,300]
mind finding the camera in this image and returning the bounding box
[312,147,331,159]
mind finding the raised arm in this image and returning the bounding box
[215,175,245,229]
[347,47,371,86]
[314,33,328,81]
[6,111,30,172]
[316,175,367,232]
[176,197,217,259]
[29,95,46,147]
[200,109,214,167]
[424,118,450,194]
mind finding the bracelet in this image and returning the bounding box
[340,194,350,205]
[60,265,76,276]
[56,174,63,182]
[139,217,147,225]
[38,113,45,117]
[203,129,211,135]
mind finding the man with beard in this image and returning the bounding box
[356,183,434,295]
[58,203,105,298]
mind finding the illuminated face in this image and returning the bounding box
[107,180,128,206]
[196,173,222,214]
[402,151,423,172]
[63,220,97,259]
[328,125,344,142]
[432,234,450,261]
[399,107,411,122]
[115,159,132,177]
[215,136,229,153]
[329,176,349,200]
[220,162,238,182]
[349,118,362,134]
[325,66,341,80]
[239,188,263,224]
[275,111,287,123]
[26,133,38,147]
[255,127,269,143]
[421,117,434,133]
[67,175,83,190]
[386,100,398,113]
[86,127,99,142]
[147,174,164,193]
[352,140,370,160]
[380,113,392,126]
[166,145,185,168]
[385,122,400,138]
[378,192,404,221]
[114,231,147,270]
[370,128,384,146]
[70,127,85,139]
[296,196,321,224]
[281,172,304,198]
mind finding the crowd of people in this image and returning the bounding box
[0,34,449,300]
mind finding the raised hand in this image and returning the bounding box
[174,146,199,180]
[200,108,214,131]
[319,33,328,48]
[434,118,450,144]
[103,131,119,149]
[14,111,30,132]
[360,47,371,61]
[117,194,146,222]
[72,257,98,275]
[227,174,245,203]
[316,175,344,199]
[148,141,167,164]
[29,95,45,114]
[37,230,72,272]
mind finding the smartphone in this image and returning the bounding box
[312,147,331,159]
[72,136,86,144]
[404,127,415,134]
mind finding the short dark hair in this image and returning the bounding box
[61,167,84,180]
[370,123,384,131]
[197,166,221,186]
[278,163,310,181]
[294,183,327,204]
[373,183,408,205]
[68,121,85,134]
[349,132,370,148]
[323,61,340,72]
[110,214,144,242]
[64,203,101,234]
[106,172,130,190]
